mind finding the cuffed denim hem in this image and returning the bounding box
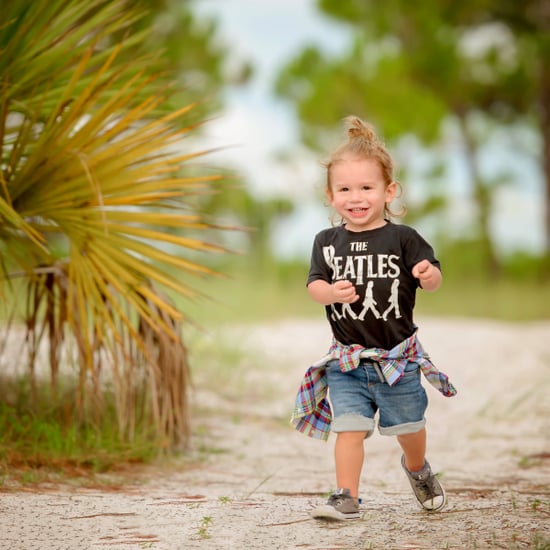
[379,417,426,437]
[331,413,375,438]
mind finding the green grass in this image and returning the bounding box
[178,269,320,326]
[177,264,550,326]
[0,379,161,485]
[415,278,550,321]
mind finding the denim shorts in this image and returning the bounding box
[326,359,428,437]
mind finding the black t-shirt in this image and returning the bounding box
[307,221,440,350]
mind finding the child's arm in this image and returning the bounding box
[307,279,360,305]
[412,260,442,292]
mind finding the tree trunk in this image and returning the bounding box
[540,58,550,253]
[458,114,501,275]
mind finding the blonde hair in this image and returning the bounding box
[324,116,404,221]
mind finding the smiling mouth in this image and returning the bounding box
[349,207,368,214]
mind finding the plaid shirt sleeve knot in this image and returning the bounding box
[291,331,457,441]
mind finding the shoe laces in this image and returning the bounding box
[328,489,352,505]
[328,494,346,505]
[415,470,441,495]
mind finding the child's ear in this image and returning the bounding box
[386,181,398,202]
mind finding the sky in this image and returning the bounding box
[193,0,545,258]
[194,0,348,196]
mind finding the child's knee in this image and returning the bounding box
[337,431,369,443]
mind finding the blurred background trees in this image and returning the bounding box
[276,0,550,276]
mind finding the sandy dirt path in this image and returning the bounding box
[1,317,549,549]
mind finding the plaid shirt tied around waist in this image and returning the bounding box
[291,331,457,441]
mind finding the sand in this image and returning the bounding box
[1,317,549,549]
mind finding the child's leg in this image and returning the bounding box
[334,431,368,499]
[397,427,446,510]
[397,427,426,472]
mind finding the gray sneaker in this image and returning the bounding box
[310,488,361,521]
[401,455,447,511]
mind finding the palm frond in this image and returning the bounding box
[1,1,156,115]
[1,0,235,450]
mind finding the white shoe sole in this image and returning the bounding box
[418,490,447,512]
[310,504,361,521]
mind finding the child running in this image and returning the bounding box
[291,116,457,521]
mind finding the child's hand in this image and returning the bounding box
[332,280,360,304]
[412,260,442,291]
[412,259,432,280]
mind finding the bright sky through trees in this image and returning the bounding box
[194,0,545,258]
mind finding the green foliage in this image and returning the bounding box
[0,380,159,479]
[114,0,252,118]
[275,39,447,148]
[0,0,237,452]
[1,2,136,103]
[278,0,550,262]
[315,0,542,120]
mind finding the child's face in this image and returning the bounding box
[327,155,396,232]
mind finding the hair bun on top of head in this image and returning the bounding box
[344,116,378,143]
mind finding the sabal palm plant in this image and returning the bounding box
[0,0,230,450]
